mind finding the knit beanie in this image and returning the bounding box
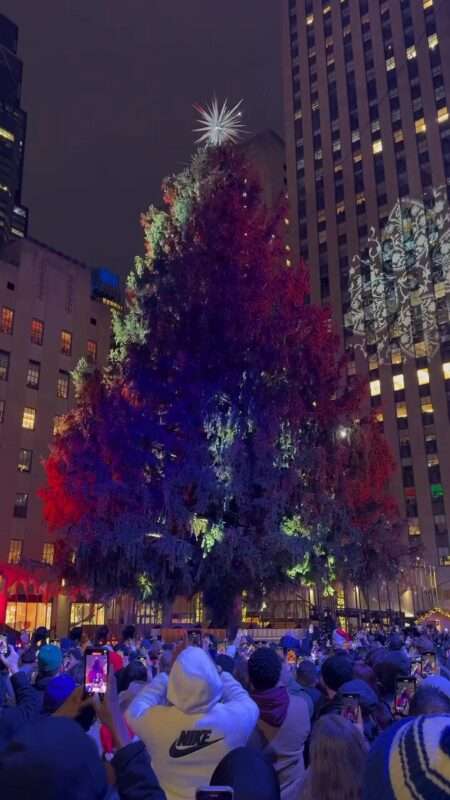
[43,673,76,714]
[38,644,62,674]
[363,714,450,800]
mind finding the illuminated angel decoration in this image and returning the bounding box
[348,186,450,363]
[194,97,245,146]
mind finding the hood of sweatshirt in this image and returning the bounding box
[168,646,223,714]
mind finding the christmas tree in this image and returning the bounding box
[40,105,404,624]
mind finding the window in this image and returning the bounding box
[415,118,427,134]
[8,539,23,564]
[428,33,439,50]
[17,449,32,473]
[373,140,383,154]
[0,399,4,423]
[396,402,408,418]
[0,307,14,335]
[423,0,433,7]
[31,318,44,345]
[22,407,36,430]
[53,415,64,436]
[438,107,449,124]
[406,45,417,60]
[408,523,421,537]
[26,360,40,389]
[370,379,381,396]
[417,367,430,385]
[87,340,97,364]
[57,370,70,399]
[443,362,450,380]
[60,330,72,356]
[393,374,405,391]
[13,493,28,518]
[42,543,55,566]
[0,350,9,381]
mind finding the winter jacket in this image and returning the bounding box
[112,740,166,800]
[0,671,42,751]
[126,646,259,800]
[250,693,310,800]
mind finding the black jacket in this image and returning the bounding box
[112,741,167,800]
[0,671,42,750]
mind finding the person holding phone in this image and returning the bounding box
[125,644,259,800]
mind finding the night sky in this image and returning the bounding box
[2,1,283,278]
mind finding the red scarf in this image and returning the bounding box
[252,686,290,727]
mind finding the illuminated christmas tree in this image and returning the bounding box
[40,103,403,624]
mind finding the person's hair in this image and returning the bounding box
[248,647,282,692]
[388,633,404,651]
[352,662,377,693]
[296,659,318,688]
[122,625,135,642]
[373,656,408,697]
[409,686,450,716]
[233,655,250,690]
[120,660,147,692]
[301,714,368,800]
[94,626,109,645]
[321,655,353,693]
[69,627,82,643]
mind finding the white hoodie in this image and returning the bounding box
[126,646,259,800]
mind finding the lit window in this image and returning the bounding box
[352,130,360,143]
[0,399,4,423]
[417,368,430,385]
[393,374,405,391]
[286,259,292,267]
[443,362,450,380]
[0,307,14,334]
[42,543,55,566]
[53,415,64,436]
[0,350,9,381]
[437,107,449,124]
[396,402,408,418]
[370,379,381,396]
[0,127,14,143]
[415,341,427,357]
[415,118,427,135]
[393,130,404,143]
[87,340,97,364]
[323,4,331,14]
[26,360,40,389]
[391,349,402,365]
[22,407,36,430]
[8,539,23,564]
[353,152,362,163]
[408,523,421,537]
[422,401,434,414]
[423,0,433,7]
[375,411,384,423]
[406,45,417,60]
[428,33,439,50]
[356,193,365,205]
[31,318,44,345]
[17,449,32,473]
[13,493,29,518]
[57,370,70,399]
[306,13,314,25]
[386,57,396,71]
[372,140,383,154]
[60,330,72,355]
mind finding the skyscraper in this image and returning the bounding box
[283,0,450,608]
[0,14,28,244]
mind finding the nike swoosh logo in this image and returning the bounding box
[169,737,224,758]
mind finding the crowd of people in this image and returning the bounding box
[1,618,450,798]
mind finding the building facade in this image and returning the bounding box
[0,238,119,632]
[0,14,28,243]
[283,0,450,607]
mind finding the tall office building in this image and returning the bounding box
[0,239,120,633]
[0,14,28,244]
[283,0,450,610]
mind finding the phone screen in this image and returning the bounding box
[410,657,422,678]
[394,677,416,716]
[421,652,437,677]
[196,788,234,800]
[84,648,109,695]
[0,636,8,656]
[341,693,360,724]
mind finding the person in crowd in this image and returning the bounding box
[0,672,167,800]
[42,672,77,715]
[386,633,410,675]
[216,653,235,675]
[318,654,353,716]
[373,654,409,710]
[95,625,110,648]
[121,625,137,656]
[63,646,84,685]
[248,646,310,799]
[337,678,381,742]
[300,714,368,800]
[296,660,323,718]
[363,714,450,800]
[409,684,450,716]
[211,746,281,800]
[126,645,259,800]
[0,645,42,751]
[33,644,63,693]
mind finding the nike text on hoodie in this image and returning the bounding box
[126,646,259,800]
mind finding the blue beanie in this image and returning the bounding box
[363,715,450,800]
[38,644,62,674]
[43,673,76,714]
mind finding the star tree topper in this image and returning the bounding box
[194,98,245,147]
